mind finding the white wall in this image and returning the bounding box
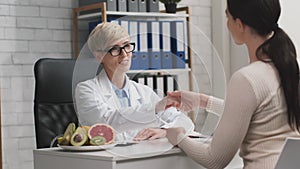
[227,0,300,76]
[211,0,229,98]
[0,1,212,169]
[279,0,300,57]
[0,1,76,169]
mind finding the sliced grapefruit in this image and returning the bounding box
[88,123,115,144]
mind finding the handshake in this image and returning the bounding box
[156,90,208,113]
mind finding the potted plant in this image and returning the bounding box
[160,0,181,13]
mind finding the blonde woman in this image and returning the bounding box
[75,22,194,142]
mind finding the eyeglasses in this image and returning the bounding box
[100,42,135,57]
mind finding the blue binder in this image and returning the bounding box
[148,21,161,69]
[89,20,101,33]
[161,21,172,69]
[129,20,139,70]
[137,21,149,70]
[119,19,129,33]
[130,51,139,70]
[170,21,186,68]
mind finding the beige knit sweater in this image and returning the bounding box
[178,61,300,169]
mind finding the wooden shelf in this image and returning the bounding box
[128,68,191,74]
[78,11,189,20]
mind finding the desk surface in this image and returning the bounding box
[34,138,182,161]
[34,145,183,161]
[34,138,204,169]
[33,138,243,169]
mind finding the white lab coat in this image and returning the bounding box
[75,70,194,141]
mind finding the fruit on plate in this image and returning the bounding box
[70,126,88,146]
[90,136,106,146]
[88,123,115,144]
[59,122,76,145]
[82,125,91,133]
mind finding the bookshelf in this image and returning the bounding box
[72,2,191,68]
[72,2,194,121]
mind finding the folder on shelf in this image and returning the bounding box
[110,18,120,25]
[167,75,175,92]
[127,0,138,12]
[171,21,186,69]
[156,75,164,97]
[119,19,129,33]
[130,52,139,70]
[107,0,117,11]
[147,0,159,12]
[89,20,101,33]
[80,0,117,12]
[137,21,149,70]
[138,0,147,12]
[138,77,145,85]
[117,0,127,12]
[129,20,139,70]
[78,0,103,15]
[161,21,172,69]
[149,21,161,69]
[146,76,154,91]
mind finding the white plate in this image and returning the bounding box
[58,143,116,151]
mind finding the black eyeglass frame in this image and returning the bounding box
[98,42,135,57]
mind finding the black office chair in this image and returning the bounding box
[33,58,101,149]
[34,58,77,149]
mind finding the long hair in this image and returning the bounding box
[227,0,300,132]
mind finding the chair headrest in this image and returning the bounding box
[34,58,76,103]
[34,58,102,103]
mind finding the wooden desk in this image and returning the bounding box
[33,138,205,169]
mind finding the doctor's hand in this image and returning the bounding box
[165,90,202,112]
[133,128,166,141]
[155,97,168,113]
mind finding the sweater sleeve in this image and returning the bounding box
[206,96,225,116]
[177,71,258,169]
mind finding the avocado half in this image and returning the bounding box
[70,127,88,146]
[59,122,76,145]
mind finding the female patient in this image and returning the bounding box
[164,0,300,168]
[75,22,193,141]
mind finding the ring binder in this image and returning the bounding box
[127,0,138,12]
[161,21,172,69]
[149,21,161,69]
[117,0,127,12]
[171,21,186,69]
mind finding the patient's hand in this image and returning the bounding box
[166,91,201,112]
[133,128,167,141]
[166,127,186,145]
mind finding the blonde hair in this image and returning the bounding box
[87,22,129,52]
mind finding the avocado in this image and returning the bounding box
[70,127,88,146]
[60,122,76,145]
